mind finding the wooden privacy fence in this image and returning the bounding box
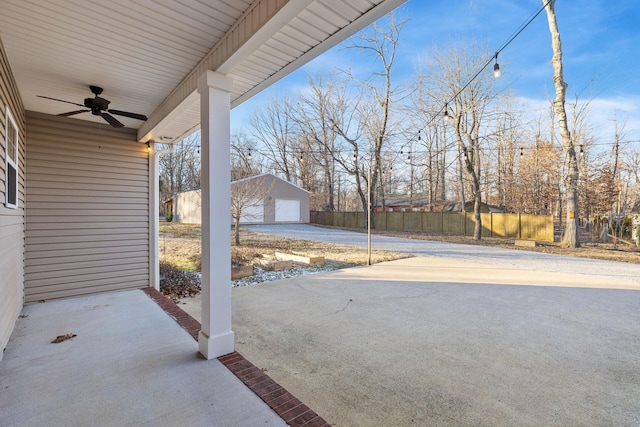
[310,211,554,242]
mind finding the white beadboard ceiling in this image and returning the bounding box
[0,0,405,142]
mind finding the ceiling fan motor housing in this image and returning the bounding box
[84,96,110,115]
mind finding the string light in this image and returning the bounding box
[248,148,252,160]
[401,0,552,152]
[146,141,151,152]
[236,139,633,160]
[493,52,501,78]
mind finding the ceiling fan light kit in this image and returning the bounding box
[38,85,148,128]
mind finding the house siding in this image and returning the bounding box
[24,112,149,302]
[0,36,26,359]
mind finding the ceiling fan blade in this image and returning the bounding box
[108,109,148,121]
[58,110,89,117]
[100,112,124,128]
[37,95,84,107]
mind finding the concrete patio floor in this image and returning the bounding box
[0,289,288,427]
[182,255,640,426]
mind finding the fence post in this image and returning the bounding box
[490,212,493,238]
[518,213,522,239]
[464,212,467,236]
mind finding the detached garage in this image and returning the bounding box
[174,173,309,225]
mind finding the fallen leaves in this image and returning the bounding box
[51,333,76,343]
[159,262,201,302]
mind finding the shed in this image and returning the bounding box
[174,173,310,225]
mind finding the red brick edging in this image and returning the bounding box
[142,288,329,427]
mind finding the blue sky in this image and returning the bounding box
[231,0,640,143]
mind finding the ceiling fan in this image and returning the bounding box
[38,85,148,128]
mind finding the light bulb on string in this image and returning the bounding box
[493,52,501,78]
[444,103,453,121]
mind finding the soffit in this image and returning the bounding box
[0,0,405,142]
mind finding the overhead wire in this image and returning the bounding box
[404,0,554,149]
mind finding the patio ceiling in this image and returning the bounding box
[0,0,405,143]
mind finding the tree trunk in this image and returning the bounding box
[234,216,240,245]
[544,0,579,247]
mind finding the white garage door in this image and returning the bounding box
[275,199,300,222]
[240,199,264,223]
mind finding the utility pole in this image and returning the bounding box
[367,166,372,266]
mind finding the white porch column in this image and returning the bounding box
[198,70,234,359]
[148,142,159,291]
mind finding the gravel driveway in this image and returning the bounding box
[245,224,640,285]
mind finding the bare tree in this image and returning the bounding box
[158,132,201,206]
[231,131,261,180]
[293,74,342,210]
[491,108,526,212]
[544,0,580,247]
[230,175,274,245]
[415,40,498,239]
[330,14,404,226]
[250,95,297,181]
[407,89,455,211]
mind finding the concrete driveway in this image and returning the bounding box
[232,224,640,426]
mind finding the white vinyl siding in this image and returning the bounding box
[275,199,300,222]
[0,36,25,360]
[24,112,150,302]
[174,188,201,224]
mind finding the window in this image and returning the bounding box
[5,108,18,208]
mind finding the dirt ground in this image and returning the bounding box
[159,222,408,272]
[159,222,409,301]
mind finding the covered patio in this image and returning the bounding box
[0,0,405,359]
[0,289,291,426]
